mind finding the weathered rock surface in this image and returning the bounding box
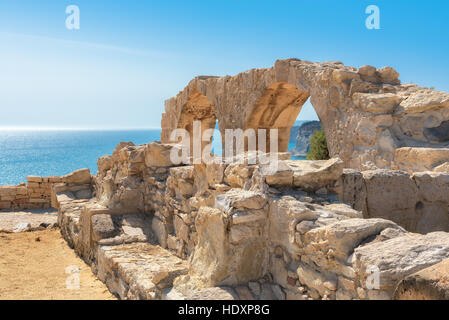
[394,258,449,300]
[264,157,343,192]
[339,169,449,234]
[353,232,449,297]
[62,168,92,185]
[95,243,188,300]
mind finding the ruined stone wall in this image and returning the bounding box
[0,169,91,211]
[183,155,449,300]
[54,141,449,300]
[340,169,449,234]
[162,59,449,172]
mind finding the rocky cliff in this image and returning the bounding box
[291,121,322,157]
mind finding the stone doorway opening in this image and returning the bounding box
[289,99,324,160]
[244,82,310,154]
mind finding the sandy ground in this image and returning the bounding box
[0,209,58,233]
[0,229,115,300]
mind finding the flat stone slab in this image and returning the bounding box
[164,286,238,300]
[95,242,189,300]
[0,209,58,233]
[394,258,449,300]
[353,231,449,295]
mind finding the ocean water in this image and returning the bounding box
[0,130,160,186]
[0,129,303,186]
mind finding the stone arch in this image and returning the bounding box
[244,82,311,152]
[175,92,217,155]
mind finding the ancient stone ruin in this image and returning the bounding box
[24,59,449,299]
[162,59,449,172]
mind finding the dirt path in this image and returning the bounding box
[0,229,115,300]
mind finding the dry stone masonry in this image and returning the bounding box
[0,169,92,211]
[53,140,449,300]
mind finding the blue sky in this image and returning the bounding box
[0,0,448,129]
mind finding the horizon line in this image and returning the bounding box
[0,126,163,131]
[0,120,318,132]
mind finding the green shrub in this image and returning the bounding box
[306,128,329,160]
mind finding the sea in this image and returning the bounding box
[0,127,305,186]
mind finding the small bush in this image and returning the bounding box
[306,128,329,160]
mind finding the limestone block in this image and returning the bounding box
[91,214,119,242]
[353,92,402,113]
[62,168,92,184]
[191,206,268,287]
[231,210,267,225]
[0,201,12,209]
[0,195,15,202]
[332,69,360,84]
[173,215,190,243]
[288,158,343,192]
[377,67,400,85]
[303,218,402,263]
[323,204,363,219]
[269,197,318,252]
[95,243,188,300]
[296,262,337,297]
[27,176,43,183]
[48,176,62,183]
[394,147,449,173]
[394,258,449,300]
[397,89,449,114]
[27,182,40,189]
[224,163,255,189]
[353,232,449,295]
[127,145,145,164]
[264,160,294,187]
[166,275,237,300]
[296,220,317,234]
[119,188,143,212]
[190,207,231,287]
[413,172,449,203]
[97,155,113,173]
[362,170,419,228]
[357,65,378,83]
[215,189,267,213]
[145,142,175,167]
